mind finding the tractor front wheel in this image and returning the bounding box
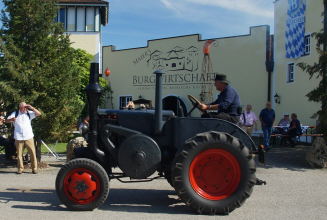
[171,131,256,215]
[56,158,109,211]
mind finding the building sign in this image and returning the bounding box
[285,0,306,59]
[131,45,217,91]
[132,72,216,87]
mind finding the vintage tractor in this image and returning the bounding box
[55,63,264,215]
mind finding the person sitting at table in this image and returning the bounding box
[274,114,290,145]
[287,113,302,147]
[278,114,290,127]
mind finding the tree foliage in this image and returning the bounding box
[72,48,112,119]
[0,0,83,141]
[298,1,327,136]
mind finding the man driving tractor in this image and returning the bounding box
[199,74,241,124]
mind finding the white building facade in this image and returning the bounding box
[56,0,109,64]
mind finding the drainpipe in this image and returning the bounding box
[265,27,274,102]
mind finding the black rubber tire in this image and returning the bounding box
[171,131,256,215]
[56,158,110,211]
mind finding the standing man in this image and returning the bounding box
[199,74,241,124]
[5,102,41,174]
[240,104,258,136]
[259,102,275,150]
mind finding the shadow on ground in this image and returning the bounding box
[257,145,312,172]
[101,188,191,214]
[0,187,191,215]
[0,188,63,211]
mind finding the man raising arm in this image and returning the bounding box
[5,102,41,174]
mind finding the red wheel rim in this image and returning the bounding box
[189,149,241,200]
[63,168,101,204]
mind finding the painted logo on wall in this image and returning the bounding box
[146,46,200,72]
[131,44,218,93]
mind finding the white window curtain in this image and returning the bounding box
[95,8,100,32]
[76,7,85,31]
[67,7,76,31]
[86,7,95,31]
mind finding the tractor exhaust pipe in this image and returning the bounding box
[154,70,165,135]
[86,63,105,162]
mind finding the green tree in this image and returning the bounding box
[0,0,83,141]
[72,48,112,119]
[298,0,327,137]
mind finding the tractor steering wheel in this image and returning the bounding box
[186,95,207,116]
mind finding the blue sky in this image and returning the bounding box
[0,0,275,50]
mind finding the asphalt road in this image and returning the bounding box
[0,146,327,220]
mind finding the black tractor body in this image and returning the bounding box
[56,63,263,214]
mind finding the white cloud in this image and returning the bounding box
[160,0,182,15]
[161,0,273,18]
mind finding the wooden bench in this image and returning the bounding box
[271,134,324,137]
[270,133,324,146]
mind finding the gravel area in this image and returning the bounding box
[0,146,326,220]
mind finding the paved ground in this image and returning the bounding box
[0,146,327,220]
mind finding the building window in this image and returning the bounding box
[56,6,100,32]
[86,7,95,31]
[119,96,133,109]
[67,7,76,31]
[58,8,66,26]
[304,35,311,56]
[76,7,86,31]
[95,8,100,32]
[287,63,295,83]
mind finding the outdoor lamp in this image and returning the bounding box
[105,67,111,77]
[274,93,281,104]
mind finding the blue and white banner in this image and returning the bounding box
[285,0,306,59]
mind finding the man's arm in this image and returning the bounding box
[200,89,235,111]
[199,103,218,111]
[5,118,16,123]
[272,111,275,126]
[4,112,15,123]
[217,89,235,112]
[199,98,219,111]
[259,110,265,126]
[26,104,41,117]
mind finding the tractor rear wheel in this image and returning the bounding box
[56,158,109,211]
[171,131,256,215]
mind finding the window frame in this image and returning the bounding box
[66,7,77,32]
[119,96,133,110]
[287,63,295,83]
[85,6,96,32]
[303,34,311,56]
[56,6,101,33]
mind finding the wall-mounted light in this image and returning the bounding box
[274,93,281,104]
[104,67,111,77]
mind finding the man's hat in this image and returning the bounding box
[215,74,229,84]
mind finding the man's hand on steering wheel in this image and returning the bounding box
[199,103,208,111]
[186,95,209,116]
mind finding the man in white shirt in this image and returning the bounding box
[5,102,41,174]
[240,104,258,136]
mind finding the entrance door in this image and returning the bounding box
[162,96,187,117]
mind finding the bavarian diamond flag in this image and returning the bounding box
[285,0,306,59]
